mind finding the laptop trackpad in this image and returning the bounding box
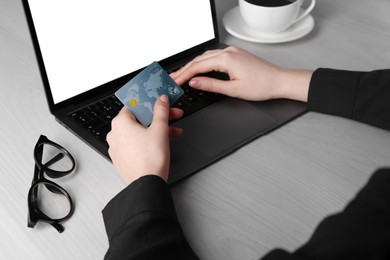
[173,98,276,157]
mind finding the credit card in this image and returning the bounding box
[115,61,184,126]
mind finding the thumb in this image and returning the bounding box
[151,94,170,127]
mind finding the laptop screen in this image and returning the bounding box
[27,0,216,105]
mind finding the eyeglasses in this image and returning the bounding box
[27,135,76,233]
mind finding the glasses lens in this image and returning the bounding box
[31,182,72,220]
[40,143,74,173]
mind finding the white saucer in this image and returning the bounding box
[223,6,315,43]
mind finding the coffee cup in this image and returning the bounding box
[238,0,316,35]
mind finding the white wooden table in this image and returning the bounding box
[1,0,389,259]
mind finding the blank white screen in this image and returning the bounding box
[28,0,215,104]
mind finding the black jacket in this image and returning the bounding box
[103,69,390,260]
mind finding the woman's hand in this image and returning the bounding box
[107,95,183,184]
[171,46,312,102]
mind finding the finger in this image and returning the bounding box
[169,127,183,138]
[188,76,239,97]
[176,62,226,86]
[172,50,227,85]
[169,107,184,121]
[178,49,223,72]
[151,95,170,127]
[118,106,137,121]
[172,49,222,76]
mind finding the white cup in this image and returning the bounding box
[238,0,316,35]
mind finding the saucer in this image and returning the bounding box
[222,6,315,43]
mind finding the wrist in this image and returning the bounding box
[275,68,312,102]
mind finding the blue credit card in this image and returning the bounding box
[115,61,184,126]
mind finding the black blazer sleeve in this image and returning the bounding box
[308,68,390,130]
[103,175,198,260]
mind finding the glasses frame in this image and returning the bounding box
[27,135,76,233]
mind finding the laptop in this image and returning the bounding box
[22,0,306,184]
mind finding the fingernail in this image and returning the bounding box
[160,94,169,103]
[189,79,200,89]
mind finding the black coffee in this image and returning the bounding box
[245,0,296,7]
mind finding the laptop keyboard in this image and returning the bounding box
[69,72,228,146]
[69,95,122,145]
